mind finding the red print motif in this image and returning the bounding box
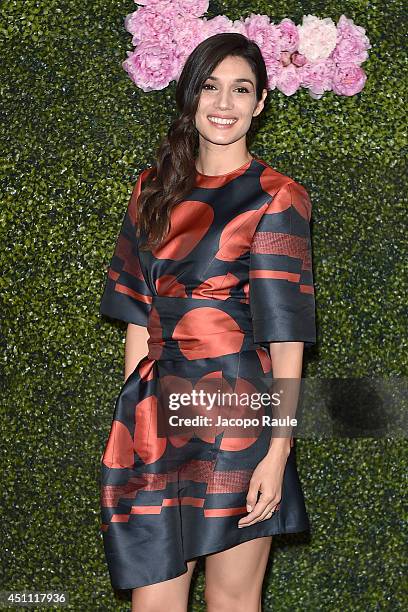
[152,201,214,260]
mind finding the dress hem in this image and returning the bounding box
[110,521,310,593]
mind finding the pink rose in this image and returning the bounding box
[277,18,299,53]
[331,63,367,96]
[122,40,180,92]
[276,64,302,96]
[300,58,335,95]
[331,14,371,66]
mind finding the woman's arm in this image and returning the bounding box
[238,341,304,527]
[266,340,304,457]
[269,340,304,378]
[124,323,150,381]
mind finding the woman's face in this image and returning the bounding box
[195,55,267,147]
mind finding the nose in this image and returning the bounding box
[215,87,233,110]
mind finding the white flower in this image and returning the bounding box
[297,15,338,62]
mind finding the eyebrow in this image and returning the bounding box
[205,75,254,87]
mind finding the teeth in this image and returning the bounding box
[208,116,237,125]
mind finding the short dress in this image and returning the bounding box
[99,156,316,598]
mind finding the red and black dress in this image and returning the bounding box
[99,156,316,597]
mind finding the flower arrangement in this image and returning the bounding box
[122,1,371,98]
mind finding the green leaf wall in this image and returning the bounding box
[1,1,406,610]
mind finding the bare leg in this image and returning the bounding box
[131,559,198,612]
[204,536,272,612]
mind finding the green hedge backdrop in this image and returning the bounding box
[1,0,407,610]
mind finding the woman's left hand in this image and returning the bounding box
[237,444,290,528]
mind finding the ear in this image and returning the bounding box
[253,88,268,117]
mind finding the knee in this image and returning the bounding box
[204,585,259,612]
[132,601,186,612]
[131,599,162,612]
[132,592,186,612]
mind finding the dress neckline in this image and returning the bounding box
[195,156,254,178]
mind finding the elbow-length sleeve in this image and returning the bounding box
[249,180,316,349]
[99,171,152,327]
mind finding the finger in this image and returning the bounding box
[247,496,272,519]
[238,497,274,526]
[248,503,275,524]
[245,479,261,513]
[238,495,280,526]
[259,505,276,521]
[260,499,282,521]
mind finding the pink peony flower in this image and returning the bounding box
[136,0,173,6]
[202,15,236,37]
[308,91,324,100]
[276,63,302,96]
[331,63,367,95]
[121,6,370,97]
[176,0,209,17]
[331,14,371,66]
[297,14,338,62]
[243,14,281,62]
[291,51,307,67]
[173,15,206,50]
[280,51,292,67]
[137,0,209,16]
[173,18,208,80]
[122,40,180,92]
[176,17,247,82]
[125,5,177,45]
[265,59,281,90]
[231,18,247,36]
[300,57,335,95]
[276,18,299,53]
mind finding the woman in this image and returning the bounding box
[99,33,316,611]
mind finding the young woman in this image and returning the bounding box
[99,33,316,612]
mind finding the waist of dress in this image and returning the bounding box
[146,295,257,361]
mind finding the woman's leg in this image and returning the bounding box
[131,559,198,612]
[204,536,273,612]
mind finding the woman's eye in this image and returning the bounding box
[202,84,250,93]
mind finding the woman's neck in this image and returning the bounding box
[195,149,253,176]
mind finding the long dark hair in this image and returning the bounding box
[137,32,268,251]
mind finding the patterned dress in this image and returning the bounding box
[99,156,316,597]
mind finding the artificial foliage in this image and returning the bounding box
[1,1,407,610]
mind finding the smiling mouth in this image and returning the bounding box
[207,116,238,126]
